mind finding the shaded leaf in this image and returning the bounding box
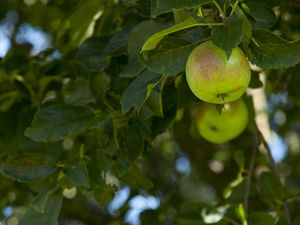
[89,71,111,101]
[258,172,284,204]
[141,16,222,52]
[117,118,144,171]
[121,70,162,113]
[1,153,57,182]
[247,29,300,69]
[151,0,212,17]
[140,37,196,76]
[19,194,63,225]
[120,20,166,77]
[25,105,96,142]
[244,2,276,29]
[120,165,153,190]
[65,160,90,187]
[248,212,275,225]
[62,78,94,105]
[212,14,243,58]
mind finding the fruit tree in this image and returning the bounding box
[0,1,299,225]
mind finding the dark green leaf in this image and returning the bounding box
[19,194,63,225]
[62,78,94,105]
[89,71,111,101]
[120,165,153,189]
[65,160,90,187]
[212,14,243,58]
[141,16,222,52]
[103,27,131,55]
[247,29,300,69]
[151,0,212,17]
[25,105,96,142]
[121,70,162,113]
[258,172,284,204]
[117,119,144,171]
[31,191,49,213]
[1,153,57,182]
[74,36,108,70]
[244,2,276,29]
[248,212,275,225]
[120,20,166,78]
[236,5,252,48]
[140,37,196,76]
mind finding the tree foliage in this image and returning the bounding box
[0,0,299,225]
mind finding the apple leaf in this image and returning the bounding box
[89,71,110,101]
[121,70,162,113]
[25,105,97,142]
[120,20,166,78]
[65,160,90,187]
[244,1,276,29]
[258,172,284,205]
[1,153,57,182]
[236,5,252,48]
[140,37,196,76]
[62,78,94,106]
[18,194,63,225]
[141,16,223,52]
[248,212,275,225]
[151,0,212,18]
[247,29,300,69]
[117,119,145,171]
[212,14,243,58]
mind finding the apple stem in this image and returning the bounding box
[217,93,226,101]
[213,0,226,19]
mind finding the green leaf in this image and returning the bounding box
[89,71,111,101]
[0,153,57,182]
[117,118,144,171]
[120,20,166,78]
[247,29,300,69]
[74,36,108,70]
[151,0,212,18]
[258,172,284,204]
[94,185,117,205]
[140,37,196,76]
[25,105,96,142]
[19,194,63,225]
[121,70,162,113]
[212,14,243,58]
[120,165,153,190]
[56,2,103,48]
[248,212,275,225]
[236,5,252,48]
[141,16,222,52]
[62,78,94,105]
[65,160,90,187]
[31,191,50,213]
[103,27,131,55]
[244,2,276,29]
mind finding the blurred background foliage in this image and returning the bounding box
[0,0,299,225]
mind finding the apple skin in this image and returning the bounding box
[194,98,248,144]
[186,41,251,104]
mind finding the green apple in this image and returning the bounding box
[186,40,251,104]
[194,98,248,143]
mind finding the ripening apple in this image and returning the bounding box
[186,40,251,104]
[194,98,248,144]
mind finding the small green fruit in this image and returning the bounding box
[194,98,248,143]
[186,41,251,104]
